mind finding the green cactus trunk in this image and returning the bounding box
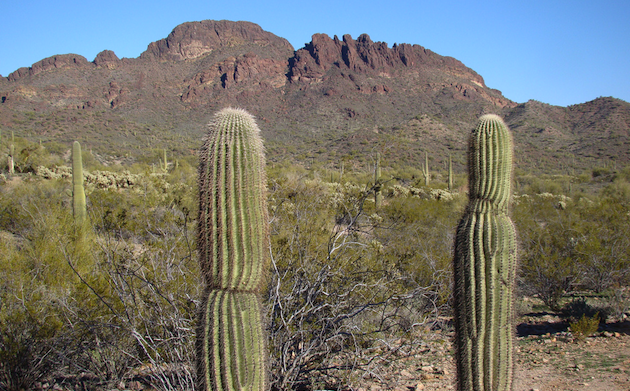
[196,108,269,391]
[423,151,430,186]
[8,143,14,174]
[448,154,453,191]
[72,141,87,223]
[374,152,382,208]
[453,114,517,391]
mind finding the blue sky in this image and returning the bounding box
[1,0,628,107]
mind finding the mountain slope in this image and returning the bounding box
[0,20,628,174]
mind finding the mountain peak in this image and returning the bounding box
[139,20,293,61]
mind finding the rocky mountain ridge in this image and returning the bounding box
[0,20,628,173]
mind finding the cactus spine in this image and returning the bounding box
[196,108,269,391]
[452,114,517,391]
[72,141,87,223]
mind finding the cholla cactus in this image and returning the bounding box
[72,141,87,223]
[196,108,269,391]
[452,114,517,391]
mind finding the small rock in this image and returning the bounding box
[400,369,413,378]
[420,365,433,372]
[415,382,425,390]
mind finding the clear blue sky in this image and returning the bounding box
[1,0,628,107]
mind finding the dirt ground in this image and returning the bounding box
[353,316,630,391]
[36,313,630,390]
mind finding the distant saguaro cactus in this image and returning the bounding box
[452,114,517,391]
[196,108,269,391]
[374,152,382,208]
[422,151,430,186]
[8,143,14,174]
[72,141,87,223]
[448,154,453,191]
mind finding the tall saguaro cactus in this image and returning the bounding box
[422,151,430,186]
[72,141,87,223]
[448,154,454,191]
[452,114,517,391]
[374,152,382,208]
[196,108,269,391]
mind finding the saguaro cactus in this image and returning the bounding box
[448,154,453,191]
[8,143,14,174]
[422,151,430,186]
[374,152,382,208]
[196,108,269,391]
[72,141,87,223]
[452,114,517,391]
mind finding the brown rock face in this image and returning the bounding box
[181,52,287,102]
[140,20,293,61]
[8,54,91,81]
[288,33,481,83]
[94,50,120,68]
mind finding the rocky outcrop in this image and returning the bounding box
[181,52,287,102]
[288,33,480,82]
[94,50,120,68]
[287,33,515,108]
[7,54,91,81]
[140,20,293,61]
[106,81,130,108]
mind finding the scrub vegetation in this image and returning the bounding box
[1,131,629,390]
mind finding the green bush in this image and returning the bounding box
[570,313,600,341]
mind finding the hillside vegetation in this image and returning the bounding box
[1,134,629,390]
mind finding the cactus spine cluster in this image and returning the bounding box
[452,114,517,391]
[196,108,269,391]
[72,141,87,223]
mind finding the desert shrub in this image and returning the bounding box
[514,197,582,310]
[601,288,630,321]
[561,297,608,324]
[569,313,600,341]
[0,179,82,390]
[0,167,198,390]
[266,170,449,390]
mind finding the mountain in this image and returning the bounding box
[1,19,628,174]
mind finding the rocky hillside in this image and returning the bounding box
[1,19,628,173]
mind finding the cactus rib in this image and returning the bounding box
[453,114,517,391]
[196,108,269,391]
